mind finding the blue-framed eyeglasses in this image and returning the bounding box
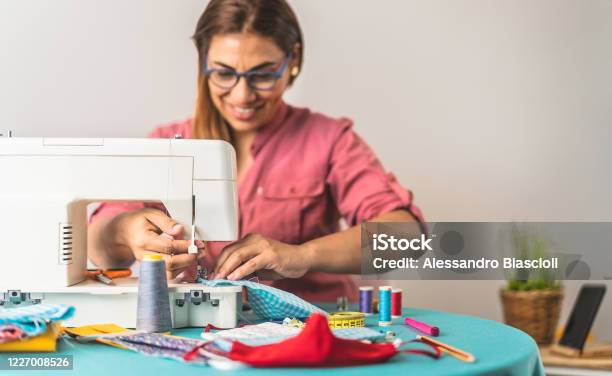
[203,54,291,91]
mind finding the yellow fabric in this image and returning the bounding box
[62,323,133,349]
[0,323,60,352]
[62,323,130,337]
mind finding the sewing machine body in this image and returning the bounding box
[18,279,243,329]
[0,137,241,328]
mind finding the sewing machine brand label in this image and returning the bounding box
[361,222,612,281]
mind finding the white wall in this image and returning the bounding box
[2,1,611,339]
[287,0,612,341]
[0,0,202,136]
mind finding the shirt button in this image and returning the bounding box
[257,186,263,195]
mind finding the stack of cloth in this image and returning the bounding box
[62,281,389,368]
[0,303,75,352]
[60,281,439,369]
[69,316,392,369]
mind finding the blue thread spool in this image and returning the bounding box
[378,286,392,326]
[359,286,374,315]
[137,254,172,332]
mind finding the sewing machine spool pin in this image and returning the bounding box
[0,290,42,306]
[174,290,219,307]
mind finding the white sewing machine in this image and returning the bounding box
[0,136,242,328]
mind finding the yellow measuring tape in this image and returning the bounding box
[327,312,366,329]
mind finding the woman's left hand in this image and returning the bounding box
[210,234,313,281]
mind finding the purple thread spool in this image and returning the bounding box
[359,286,374,315]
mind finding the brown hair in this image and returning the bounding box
[191,0,303,142]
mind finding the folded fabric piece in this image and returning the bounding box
[216,313,400,367]
[0,323,61,352]
[198,279,326,320]
[201,322,385,347]
[0,304,75,338]
[63,323,132,339]
[201,322,299,346]
[102,332,207,364]
[0,324,26,343]
[334,327,387,342]
[63,323,136,348]
[66,325,208,364]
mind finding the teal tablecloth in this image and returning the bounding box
[1,308,544,376]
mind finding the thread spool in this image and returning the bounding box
[336,296,349,311]
[378,286,392,326]
[391,288,402,318]
[137,254,172,333]
[359,286,374,315]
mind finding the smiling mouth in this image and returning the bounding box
[227,103,262,120]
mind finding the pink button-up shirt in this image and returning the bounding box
[91,102,423,302]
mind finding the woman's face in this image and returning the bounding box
[206,33,294,134]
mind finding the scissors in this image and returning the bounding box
[86,269,132,285]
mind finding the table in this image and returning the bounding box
[1,308,544,376]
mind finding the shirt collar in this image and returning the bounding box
[250,101,290,157]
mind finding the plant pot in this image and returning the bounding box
[500,288,563,345]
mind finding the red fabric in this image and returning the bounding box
[227,313,398,367]
[0,326,25,343]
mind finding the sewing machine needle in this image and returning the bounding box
[188,224,198,254]
[188,195,198,254]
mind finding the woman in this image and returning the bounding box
[88,0,423,302]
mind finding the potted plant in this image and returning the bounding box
[500,228,563,345]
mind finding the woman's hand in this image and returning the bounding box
[211,234,313,281]
[102,208,204,279]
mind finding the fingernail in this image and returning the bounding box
[227,273,236,281]
[172,224,182,232]
[208,273,215,280]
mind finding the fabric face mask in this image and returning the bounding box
[195,313,440,368]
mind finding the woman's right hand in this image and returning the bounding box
[102,208,203,279]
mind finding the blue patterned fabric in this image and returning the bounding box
[104,333,206,364]
[0,304,75,337]
[334,327,385,341]
[198,279,326,320]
